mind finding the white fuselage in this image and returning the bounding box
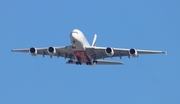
[70,29,92,63]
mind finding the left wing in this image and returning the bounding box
[86,46,166,59]
[12,46,75,59]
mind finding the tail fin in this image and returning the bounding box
[92,34,97,47]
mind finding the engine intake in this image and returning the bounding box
[29,47,37,56]
[129,48,138,57]
[48,46,56,55]
[105,47,114,56]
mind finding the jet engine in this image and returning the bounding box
[48,46,56,55]
[129,48,138,57]
[105,47,114,56]
[29,47,37,56]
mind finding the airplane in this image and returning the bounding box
[12,29,166,65]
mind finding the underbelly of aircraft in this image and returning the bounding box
[73,50,91,63]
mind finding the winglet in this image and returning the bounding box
[164,51,167,55]
[11,49,16,52]
[92,34,97,47]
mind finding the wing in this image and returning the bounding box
[12,46,75,59]
[86,46,166,59]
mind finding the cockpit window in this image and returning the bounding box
[70,31,78,36]
[72,31,78,34]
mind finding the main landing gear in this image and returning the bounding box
[67,59,73,63]
[86,60,97,65]
[67,59,82,65]
[93,60,98,64]
[76,61,82,65]
[67,60,97,65]
[86,62,92,65]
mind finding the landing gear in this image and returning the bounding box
[86,60,97,65]
[76,61,82,65]
[93,60,98,64]
[86,62,92,65]
[67,60,82,65]
[67,59,73,63]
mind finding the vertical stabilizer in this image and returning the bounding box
[92,34,97,47]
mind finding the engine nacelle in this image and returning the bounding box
[129,48,138,57]
[105,47,114,56]
[48,46,56,55]
[29,47,37,56]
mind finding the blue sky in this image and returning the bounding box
[0,0,180,104]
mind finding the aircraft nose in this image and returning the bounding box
[70,29,78,40]
[70,29,79,38]
[72,29,79,34]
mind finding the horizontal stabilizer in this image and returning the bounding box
[66,60,123,65]
[95,60,124,65]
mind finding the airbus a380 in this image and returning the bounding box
[12,29,166,65]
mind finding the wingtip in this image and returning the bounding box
[119,62,124,65]
[11,49,17,52]
[163,51,167,55]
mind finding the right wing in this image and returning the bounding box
[12,46,75,59]
[86,46,166,59]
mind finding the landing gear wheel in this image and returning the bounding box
[93,60,98,64]
[86,62,92,65]
[76,61,82,65]
[68,60,73,63]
